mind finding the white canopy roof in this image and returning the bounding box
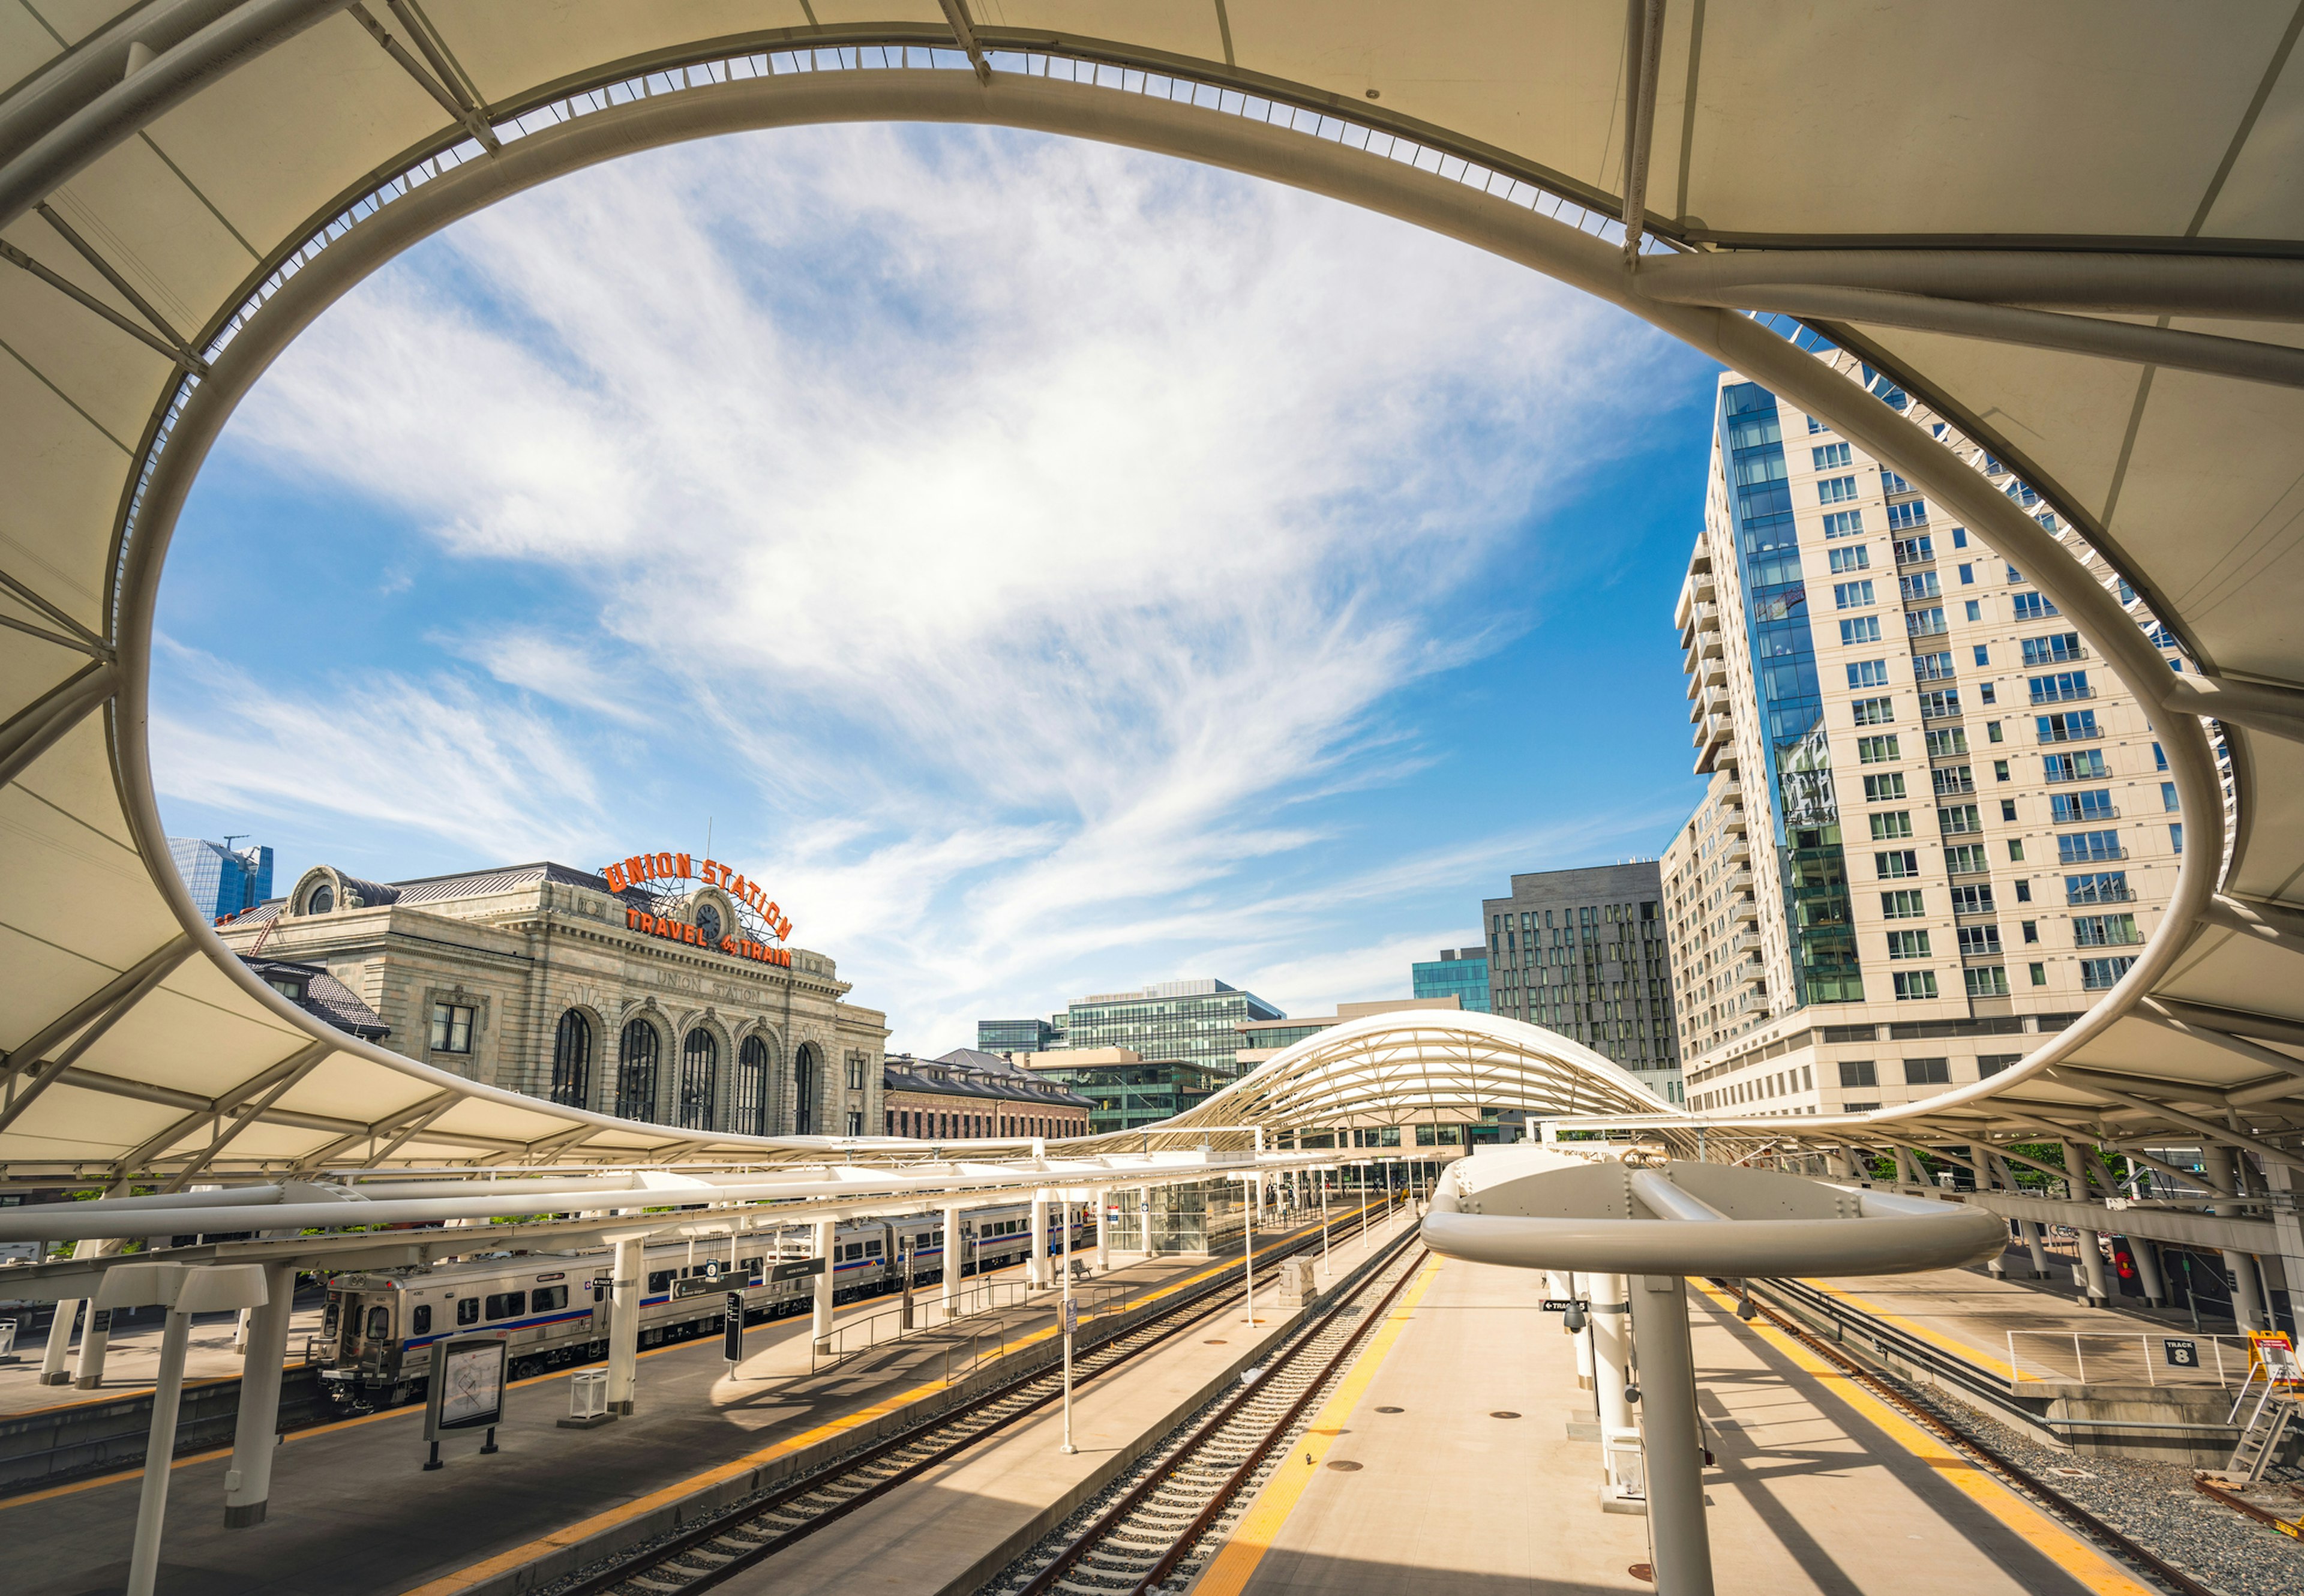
[2,4,2298,1181]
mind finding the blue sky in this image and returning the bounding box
[152,122,1722,1049]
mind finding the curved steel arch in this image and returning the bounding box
[1084,1008,1697,1157]
[0,8,2295,1183]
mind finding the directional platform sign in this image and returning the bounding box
[2164,1337,2200,1368]
[1540,1299,1590,1313]
[772,1258,826,1283]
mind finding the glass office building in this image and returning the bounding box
[168,836,274,922]
[977,1017,1064,1054]
[1411,948,1490,1013]
[1022,1052,1220,1133]
[1060,979,1282,1082]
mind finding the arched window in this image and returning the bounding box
[306,883,334,914]
[736,1036,770,1136]
[617,1020,659,1121]
[679,1030,718,1130]
[792,1043,817,1135]
[550,1010,592,1108]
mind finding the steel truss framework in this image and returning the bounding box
[0,4,2299,1187]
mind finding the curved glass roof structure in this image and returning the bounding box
[1,4,2298,1180]
[1091,1009,1690,1157]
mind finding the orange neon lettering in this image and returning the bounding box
[604,863,628,892]
[638,911,656,932]
[701,860,718,886]
[625,907,639,928]
[646,851,668,877]
[674,853,692,878]
[728,874,746,901]
[776,916,792,941]
[626,855,650,883]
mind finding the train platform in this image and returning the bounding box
[1788,1256,2256,1400]
[0,1297,329,1417]
[4,1203,1408,1596]
[1188,1256,2159,1596]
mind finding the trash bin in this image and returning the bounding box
[559,1367,615,1429]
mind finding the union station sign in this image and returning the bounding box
[603,850,795,969]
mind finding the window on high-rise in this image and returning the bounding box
[1822,510,1864,538]
[1853,697,1894,725]
[1840,616,1882,644]
[1880,890,1925,918]
[1876,850,1920,878]
[1834,579,1876,608]
[1869,812,1913,840]
[1847,659,1891,688]
[1828,545,1869,573]
[1855,735,1899,763]
[1892,971,1939,1000]
[1819,475,1859,503]
[1862,773,1906,801]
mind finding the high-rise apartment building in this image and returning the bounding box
[1483,864,1682,1103]
[1667,365,2185,1118]
[977,1017,1064,1054]
[168,836,273,922]
[1411,948,1491,1013]
[1060,978,1282,1083]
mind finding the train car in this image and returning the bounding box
[316,1202,1092,1409]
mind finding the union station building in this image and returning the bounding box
[221,858,887,1138]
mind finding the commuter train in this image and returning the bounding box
[316,1203,1092,1410]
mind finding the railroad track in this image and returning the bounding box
[548,1198,1408,1596]
[983,1234,1430,1596]
[1727,1280,2221,1596]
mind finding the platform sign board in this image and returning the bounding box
[2248,1330,2302,1385]
[425,1337,506,1441]
[1540,1300,1589,1313]
[723,1291,744,1362]
[771,1258,826,1283]
[2163,1338,2200,1369]
[1061,1297,1078,1337]
[673,1275,726,1300]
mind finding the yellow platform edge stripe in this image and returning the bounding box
[1696,1281,2153,1596]
[1189,1253,1445,1596]
[1796,1277,2019,1380]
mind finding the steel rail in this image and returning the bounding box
[548,1201,1398,1596]
[1013,1235,1429,1596]
[1723,1280,2219,1596]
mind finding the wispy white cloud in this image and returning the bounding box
[151,638,611,864]
[170,123,1705,1043]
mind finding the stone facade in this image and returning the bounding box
[220,862,886,1138]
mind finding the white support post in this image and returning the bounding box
[222,1261,296,1527]
[68,1231,127,1387]
[1030,1198,1049,1289]
[1243,1177,1256,1327]
[1058,1196,1077,1455]
[38,1297,82,1385]
[116,1265,267,1596]
[608,1237,642,1415]
[1094,1187,1111,1274]
[73,1300,115,1388]
[811,1219,836,1342]
[2206,1146,2270,1331]
[1319,1172,1331,1277]
[1631,1275,1715,1596]
[941,1202,963,1312]
[1593,1274,1639,1509]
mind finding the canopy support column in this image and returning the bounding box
[1631,1274,1713,1596]
[222,1261,295,1527]
[607,1237,641,1414]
